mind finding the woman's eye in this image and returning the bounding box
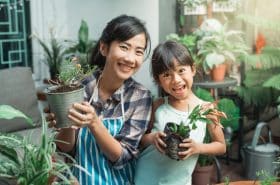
[120,45,128,51]
[136,50,144,56]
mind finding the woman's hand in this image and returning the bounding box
[151,131,166,154]
[44,107,57,129]
[178,138,203,160]
[68,101,99,128]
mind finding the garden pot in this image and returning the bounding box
[163,122,190,160]
[242,122,280,180]
[210,63,227,82]
[192,164,214,185]
[45,85,85,128]
[215,180,280,185]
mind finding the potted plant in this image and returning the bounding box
[45,57,96,128]
[32,28,67,81]
[164,102,227,161]
[65,20,97,72]
[0,105,80,185]
[195,19,248,81]
[192,87,240,185]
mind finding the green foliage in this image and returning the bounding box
[65,20,97,72]
[193,87,215,102]
[32,29,67,79]
[0,105,34,126]
[55,58,96,88]
[0,105,81,185]
[237,14,280,115]
[256,170,277,185]
[196,23,249,72]
[217,98,240,131]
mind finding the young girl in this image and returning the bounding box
[134,40,226,185]
[48,15,152,185]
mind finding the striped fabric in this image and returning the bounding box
[73,118,135,185]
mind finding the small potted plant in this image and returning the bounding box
[164,103,226,160]
[178,0,207,15]
[0,105,81,185]
[195,19,248,81]
[45,57,96,128]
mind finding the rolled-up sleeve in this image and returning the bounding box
[112,90,152,169]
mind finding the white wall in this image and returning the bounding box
[30,0,159,96]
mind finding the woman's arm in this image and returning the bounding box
[55,128,77,153]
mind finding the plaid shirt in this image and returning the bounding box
[82,70,152,168]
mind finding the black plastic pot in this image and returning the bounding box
[164,122,190,160]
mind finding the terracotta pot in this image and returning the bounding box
[210,63,227,82]
[192,164,214,185]
[215,180,280,185]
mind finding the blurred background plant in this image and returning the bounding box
[65,20,97,73]
[31,28,67,80]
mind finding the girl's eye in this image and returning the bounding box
[178,68,186,74]
[162,72,170,78]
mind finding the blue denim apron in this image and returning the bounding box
[73,89,135,185]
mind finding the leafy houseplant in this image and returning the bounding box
[195,19,248,81]
[163,103,226,160]
[32,28,67,80]
[0,105,78,185]
[65,20,96,73]
[45,57,96,128]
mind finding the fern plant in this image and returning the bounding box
[237,14,280,115]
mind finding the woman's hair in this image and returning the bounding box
[151,40,195,82]
[90,14,151,69]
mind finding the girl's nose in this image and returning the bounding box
[172,73,182,83]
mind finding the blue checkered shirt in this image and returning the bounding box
[82,70,152,168]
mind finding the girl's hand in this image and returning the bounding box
[152,131,166,154]
[178,138,202,160]
[68,101,99,128]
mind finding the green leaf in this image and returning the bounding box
[0,105,34,126]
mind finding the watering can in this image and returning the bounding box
[242,122,280,180]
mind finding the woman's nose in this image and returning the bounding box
[124,51,135,63]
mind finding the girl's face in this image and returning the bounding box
[158,60,195,100]
[100,33,146,81]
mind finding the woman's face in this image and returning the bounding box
[100,33,146,81]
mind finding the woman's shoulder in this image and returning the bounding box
[124,78,151,96]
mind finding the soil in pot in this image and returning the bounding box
[164,122,190,160]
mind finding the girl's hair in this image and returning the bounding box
[151,40,195,82]
[90,14,151,69]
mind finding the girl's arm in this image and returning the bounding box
[200,123,226,155]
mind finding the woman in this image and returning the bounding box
[49,15,152,185]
